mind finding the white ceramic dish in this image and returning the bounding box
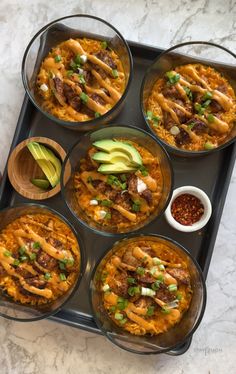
[165,186,212,232]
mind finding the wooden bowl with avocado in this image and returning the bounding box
[7,137,66,200]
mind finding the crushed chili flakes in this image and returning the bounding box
[171,193,204,226]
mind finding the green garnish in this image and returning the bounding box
[183,86,193,100]
[29,253,36,261]
[161,307,171,314]
[136,267,145,275]
[159,264,165,271]
[78,75,86,85]
[146,306,155,316]
[95,112,101,118]
[176,292,182,300]
[202,91,212,101]
[117,297,128,310]
[107,175,126,190]
[207,114,215,122]
[112,69,119,78]
[105,212,111,220]
[132,200,141,212]
[74,54,82,65]
[146,111,153,121]
[187,122,195,130]
[54,55,62,63]
[13,259,20,267]
[202,99,211,108]
[18,246,26,255]
[101,271,108,282]
[44,272,51,280]
[204,141,214,150]
[127,277,136,285]
[194,103,205,115]
[3,250,12,257]
[70,61,78,70]
[67,70,74,77]
[100,199,113,207]
[59,261,66,270]
[146,111,160,125]
[19,255,28,262]
[109,305,116,312]
[59,273,67,281]
[114,312,124,320]
[157,274,164,282]
[67,258,75,266]
[139,165,148,176]
[165,71,180,85]
[80,92,88,104]
[128,286,140,296]
[151,280,161,291]
[142,256,148,262]
[33,242,40,249]
[153,257,162,265]
[101,41,108,49]
[119,318,127,325]
[120,174,127,182]
[168,284,178,292]
[87,176,93,183]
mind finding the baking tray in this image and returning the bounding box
[0,41,235,355]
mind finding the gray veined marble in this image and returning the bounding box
[0,0,235,373]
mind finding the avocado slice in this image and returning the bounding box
[27,142,62,187]
[93,139,143,166]
[92,151,132,165]
[98,162,137,174]
[31,178,50,190]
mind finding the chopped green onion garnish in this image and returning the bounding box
[119,318,127,325]
[67,70,74,77]
[142,256,148,262]
[67,258,75,266]
[153,257,162,265]
[187,122,195,130]
[44,272,51,280]
[183,86,193,100]
[75,54,81,65]
[146,111,153,121]
[194,103,205,115]
[59,273,67,281]
[176,292,182,300]
[105,212,111,220]
[132,201,141,212]
[136,267,145,275]
[101,271,108,282]
[100,199,113,207]
[18,246,26,255]
[157,274,164,282]
[80,92,88,103]
[202,91,212,101]
[102,284,110,292]
[127,277,136,284]
[54,55,62,62]
[202,99,211,108]
[101,41,108,49]
[128,286,140,296]
[3,250,12,257]
[165,71,180,85]
[112,69,119,78]
[141,287,156,297]
[150,266,158,275]
[117,297,128,310]
[13,259,20,267]
[120,174,127,182]
[151,281,161,291]
[33,242,40,249]
[109,305,116,312]
[161,307,171,314]
[207,114,215,122]
[78,75,86,85]
[59,261,66,270]
[204,141,214,150]
[168,284,178,292]
[146,306,155,316]
[139,165,148,176]
[114,312,124,320]
[29,253,36,261]
[19,255,28,262]
[95,112,101,118]
[159,264,165,271]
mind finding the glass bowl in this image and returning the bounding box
[61,125,173,236]
[0,204,85,321]
[141,41,236,157]
[90,234,206,354]
[22,14,133,131]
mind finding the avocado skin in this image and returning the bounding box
[93,139,143,166]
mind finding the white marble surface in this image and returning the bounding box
[0,0,236,373]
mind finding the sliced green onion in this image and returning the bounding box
[153,257,162,265]
[207,114,215,122]
[128,286,140,296]
[146,306,155,316]
[157,274,164,282]
[67,258,75,266]
[119,318,127,325]
[75,54,81,65]
[141,287,156,297]
[161,307,171,314]
[102,284,110,292]
[109,305,116,312]
[67,70,74,77]
[95,112,101,118]
[202,91,212,101]
[139,165,148,176]
[117,297,128,310]
[78,74,86,85]
[114,312,124,320]
[112,69,118,78]
[80,92,88,103]
[101,271,108,282]
[29,253,36,261]
[165,71,180,85]
[159,264,165,271]
[59,261,66,270]
[146,111,153,121]
[168,284,178,292]
[100,199,113,207]
[204,141,214,150]
[13,259,20,266]
[202,99,211,108]
[101,41,108,49]
[19,255,28,262]
[136,267,145,275]
[127,277,136,285]
[150,266,158,275]
[54,55,62,62]
[18,246,26,255]
[33,242,40,249]
[132,201,141,212]
[183,86,193,100]
[151,281,161,291]
[3,250,12,257]
[44,272,51,280]
[59,273,67,281]
[194,103,205,115]
[105,212,111,220]
[187,122,195,130]
[176,292,182,300]
[120,174,127,182]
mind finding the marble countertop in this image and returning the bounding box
[0,1,235,373]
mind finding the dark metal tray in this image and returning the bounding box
[0,41,235,355]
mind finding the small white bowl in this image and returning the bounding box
[165,186,212,232]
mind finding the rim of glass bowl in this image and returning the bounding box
[89,233,207,355]
[60,124,174,237]
[0,203,86,322]
[140,41,236,157]
[21,14,133,129]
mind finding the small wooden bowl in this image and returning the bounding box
[7,137,67,200]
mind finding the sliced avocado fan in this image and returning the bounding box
[27,142,62,187]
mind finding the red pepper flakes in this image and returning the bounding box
[171,193,204,226]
